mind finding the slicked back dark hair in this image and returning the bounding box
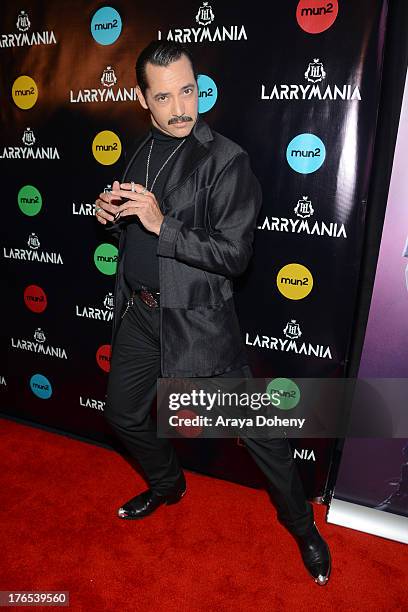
[136,41,197,96]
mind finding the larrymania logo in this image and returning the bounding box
[11,328,68,359]
[293,448,316,461]
[261,58,361,101]
[70,66,137,104]
[73,185,111,216]
[246,319,333,360]
[3,233,64,265]
[80,396,105,411]
[76,292,114,322]
[257,195,347,239]
[72,201,97,216]
[0,127,60,160]
[158,2,247,43]
[0,10,57,47]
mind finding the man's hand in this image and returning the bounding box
[95,180,122,225]
[110,183,164,236]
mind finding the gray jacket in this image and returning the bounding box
[105,116,262,377]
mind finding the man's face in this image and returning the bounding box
[136,54,198,138]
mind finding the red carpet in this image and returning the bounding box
[1,418,407,611]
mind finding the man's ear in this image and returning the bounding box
[136,85,148,110]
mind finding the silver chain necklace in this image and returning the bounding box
[145,136,186,192]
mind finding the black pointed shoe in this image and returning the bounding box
[117,476,186,520]
[293,522,331,585]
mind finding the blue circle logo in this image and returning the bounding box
[286,133,326,174]
[91,7,122,46]
[198,74,218,114]
[30,374,52,399]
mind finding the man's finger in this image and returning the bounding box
[95,201,116,222]
[98,192,111,203]
[119,182,148,194]
[116,200,146,213]
[95,210,109,224]
[96,208,116,222]
[96,198,122,215]
[119,208,140,218]
[111,189,151,202]
[99,191,123,204]
[96,214,107,225]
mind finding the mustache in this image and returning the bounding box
[168,115,193,125]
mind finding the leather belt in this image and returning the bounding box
[121,286,160,319]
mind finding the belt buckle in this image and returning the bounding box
[140,288,159,308]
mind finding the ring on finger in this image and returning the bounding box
[131,181,136,192]
[141,186,147,195]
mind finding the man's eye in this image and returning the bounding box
[157,96,167,102]
[184,88,192,95]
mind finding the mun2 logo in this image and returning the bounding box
[197,75,218,113]
[30,373,52,399]
[24,285,47,313]
[12,75,38,109]
[92,130,122,165]
[296,0,339,34]
[94,243,118,275]
[286,133,326,174]
[277,263,314,300]
[91,6,122,45]
[18,185,42,216]
[96,344,111,372]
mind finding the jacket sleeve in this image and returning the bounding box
[156,151,263,278]
[103,220,122,241]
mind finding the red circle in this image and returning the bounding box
[24,284,47,313]
[96,344,111,372]
[296,0,338,34]
[173,409,203,438]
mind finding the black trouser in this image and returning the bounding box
[104,293,314,536]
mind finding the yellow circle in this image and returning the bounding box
[12,75,38,109]
[92,130,122,165]
[277,263,314,300]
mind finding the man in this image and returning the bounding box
[95,41,331,585]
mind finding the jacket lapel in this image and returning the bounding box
[161,116,213,204]
[119,116,213,206]
[161,139,209,204]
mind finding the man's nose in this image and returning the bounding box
[171,95,185,118]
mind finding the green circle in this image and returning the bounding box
[18,185,42,216]
[94,243,118,275]
[266,378,301,411]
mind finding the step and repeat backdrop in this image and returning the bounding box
[0,0,388,497]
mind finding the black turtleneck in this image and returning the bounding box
[123,124,189,292]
